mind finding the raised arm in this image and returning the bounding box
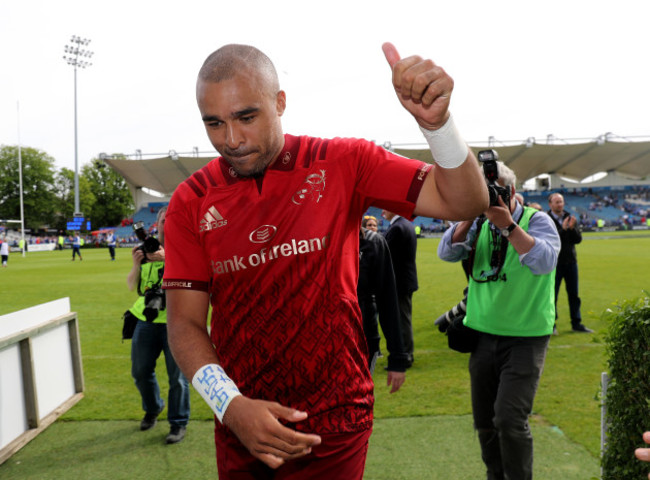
[382,42,488,220]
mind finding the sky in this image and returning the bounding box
[1,0,649,175]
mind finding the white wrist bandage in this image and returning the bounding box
[192,363,242,424]
[419,114,469,169]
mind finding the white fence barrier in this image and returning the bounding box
[0,298,84,464]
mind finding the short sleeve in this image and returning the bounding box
[162,191,211,292]
[353,140,431,220]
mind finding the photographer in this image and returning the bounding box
[437,158,560,480]
[126,207,190,444]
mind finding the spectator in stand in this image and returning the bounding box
[547,193,592,333]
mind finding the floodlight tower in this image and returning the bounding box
[62,35,93,216]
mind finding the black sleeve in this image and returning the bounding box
[563,211,582,244]
[371,235,410,372]
[566,227,582,244]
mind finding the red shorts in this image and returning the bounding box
[214,427,372,480]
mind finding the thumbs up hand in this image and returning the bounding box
[382,42,453,131]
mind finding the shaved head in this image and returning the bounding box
[196,44,287,178]
[198,44,280,96]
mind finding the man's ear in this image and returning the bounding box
[276,90,286,116]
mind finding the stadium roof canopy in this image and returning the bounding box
[395,136,650,184]
[105,155,213,196]
[105,136,650,195]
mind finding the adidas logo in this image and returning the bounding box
[199,206,228,232]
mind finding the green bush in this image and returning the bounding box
[602,294,650,479]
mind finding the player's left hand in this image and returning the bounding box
[223,396,322,469]
[382,42,453,130]
[386,371,405,393]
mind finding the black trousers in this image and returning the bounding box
[554,262,582,325]
[397,292,413,361]
[469,333,550,480]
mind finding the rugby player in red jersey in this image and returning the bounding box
[163,42,488,479]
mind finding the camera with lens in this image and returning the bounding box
[435,287,468,333]
[132,221,161,263]
[477,149,511,207]
[434,286,479,353]
[142,286,166,322]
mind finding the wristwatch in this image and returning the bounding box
[500,223,517,238]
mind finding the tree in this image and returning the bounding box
[52,167,96,232]
[82,157,134,228]
[0,145,58,231]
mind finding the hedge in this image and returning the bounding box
[602,294,650,478]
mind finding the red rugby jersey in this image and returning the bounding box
[163,134,430,434]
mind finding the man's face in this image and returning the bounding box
[382,210,395,221]
[549,194,565,215]
[197,72,286,177]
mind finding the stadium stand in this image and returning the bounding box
[359,186,650,236]
[523,186,649,228]
[102,145,650,236]
[362,206,448,235]
[113,202,168,241]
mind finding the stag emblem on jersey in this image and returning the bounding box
[292,170,326,205]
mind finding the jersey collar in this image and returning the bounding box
[216,134,302,185]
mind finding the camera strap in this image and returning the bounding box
[468,230,508,284]
[467,218,509,283]
[467,209,537,283]
[137,263,165,297]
